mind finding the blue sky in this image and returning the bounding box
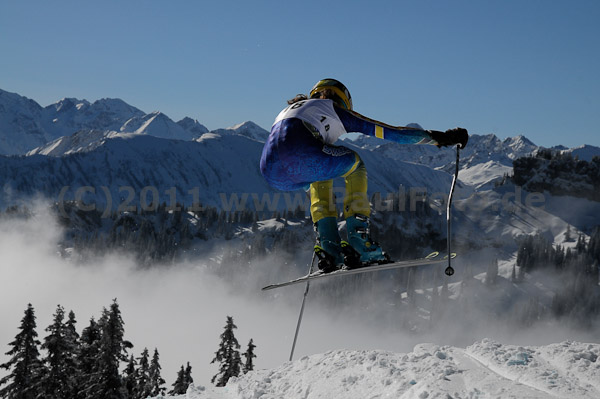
[1,0,598,148]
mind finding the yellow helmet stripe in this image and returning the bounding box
[375,125,384,139]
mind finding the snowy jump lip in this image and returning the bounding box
[174,340,600,399]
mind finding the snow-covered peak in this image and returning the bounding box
[0,88,43,113]
[44,96,143,118]
[120,111,194,140]
[503,134,538,159]
[40,96,145,140]
[89,97,143,115]
[177,117,209,138]
[0,89,49,155]
[51,97,91,113]
[211,121,270,142]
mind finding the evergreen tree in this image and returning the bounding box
[148,348,166,397]
[39,305,79,399]
[169,366,186,395]
[123,355,137,399]
[65,310,80,351]
[0,304,45,399]
[183,362,193,389]
[135,348,151,399]
[86,299,132,399]
[242,339,256,374]
[76,317,101,399]
[211,316,241,387]
[64,310,81,398]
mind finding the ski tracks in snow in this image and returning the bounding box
[464,339,600,399]
[535,342,600,395]
[450,348,551,398]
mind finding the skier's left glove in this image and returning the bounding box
[429,128,469,149]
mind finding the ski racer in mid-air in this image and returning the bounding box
[260,78,468,272]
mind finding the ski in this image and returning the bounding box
[262,252,456,291]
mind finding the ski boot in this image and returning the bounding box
[313,217,344,273]
[342,214,390,268]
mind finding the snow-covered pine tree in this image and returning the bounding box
[169,365,186,395]
[135,348,151,399]
[148,348,166,397]
[123,355,137,399]
[65,310,79,346]
[64,310,80,398]
[86,299,132,399]
[76,317,101,399]
[65,310,80,352]
[242,339,256,374]
[232,350,242,381]
[183,362,193,389]
[39,305,79,399]
[211,316,242,387]
[0,303,45,399]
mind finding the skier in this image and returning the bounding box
[260,78,468,272]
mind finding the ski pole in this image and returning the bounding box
[289,251,316,361]
[445,145,460,276]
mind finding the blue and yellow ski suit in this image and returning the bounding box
[260,99,437,223]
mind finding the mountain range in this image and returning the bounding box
[2,87,600,253]
[0,88,207,156]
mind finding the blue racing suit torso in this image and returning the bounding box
[260,99,435,191]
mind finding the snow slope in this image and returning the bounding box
[156,340,600,399]
[562,144,600,162]
[26,130,133,156]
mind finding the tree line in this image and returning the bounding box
[512,149,600,201]
[516,228,600,326]
[0,301,256,398]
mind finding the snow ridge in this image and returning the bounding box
[161,340,600,399]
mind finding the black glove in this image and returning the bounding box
[429,128,469,149]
